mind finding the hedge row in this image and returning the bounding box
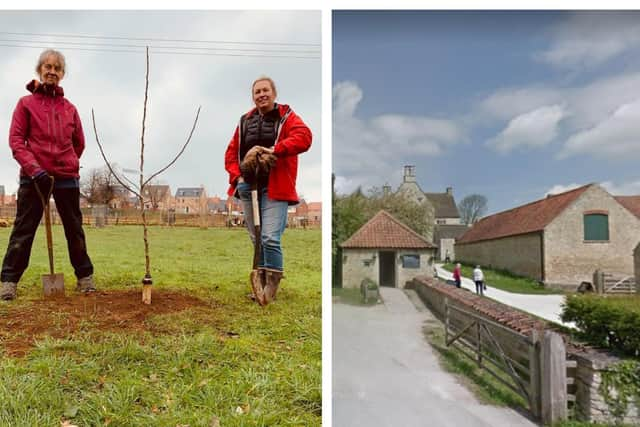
[561,295,640,358]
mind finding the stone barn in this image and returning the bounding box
[455,184,640,288]
[340,210,437,289]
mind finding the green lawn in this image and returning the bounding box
[0,225,321,426]
[442,262,562,295]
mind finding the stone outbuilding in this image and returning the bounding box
[455,184,640,288]
[340,210,437,289]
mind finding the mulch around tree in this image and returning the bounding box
[0,289,215,357]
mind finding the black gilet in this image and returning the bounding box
[239,105,281,161]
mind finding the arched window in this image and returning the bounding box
[584,212,609,241]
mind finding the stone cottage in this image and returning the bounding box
[340,210,437,289]
[395,165,466,258]
[455,184,640,288]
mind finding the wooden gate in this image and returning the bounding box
[444,301,542,416]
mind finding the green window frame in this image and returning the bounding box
[584,213,609,241]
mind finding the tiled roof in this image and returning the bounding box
[457,184,592,244]
[341,210,436,249]
[614,196,640,219]
[307,202,322,211]
[433,224,470,241]
[425,193,460,218]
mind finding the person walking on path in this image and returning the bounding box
[453,263,462,288]
[473,265,485,296]
[0,49,95,301]
[224,76,312,305]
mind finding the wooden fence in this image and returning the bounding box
[444,298,570,424]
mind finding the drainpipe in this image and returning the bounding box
[540,231,546,283]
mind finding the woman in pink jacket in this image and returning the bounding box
[453,263,462,289]
[0,49,95,300]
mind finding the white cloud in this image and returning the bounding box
[559,98,640,160]
[480,72,640,161]
[487,105,565,153]
[600,180,640,196]
[333,81,466,194]
[538,12,640,68]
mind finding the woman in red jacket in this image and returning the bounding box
[224,76,312,305]
[0,49,95,300]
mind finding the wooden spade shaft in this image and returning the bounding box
[251,186,261,269]
[44,202,55,274]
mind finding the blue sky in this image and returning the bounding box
[333,10,640,215]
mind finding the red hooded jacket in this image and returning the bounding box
[9,80,85,179]
[225,104,312,203]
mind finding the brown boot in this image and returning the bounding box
[263,269,283,304]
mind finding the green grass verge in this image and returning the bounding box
[0,225,321,426]
[442,262,562,295]
[422,318,528,409]
[331,287,377,306]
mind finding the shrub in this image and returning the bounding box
[561,295,640,358]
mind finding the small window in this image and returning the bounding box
[584,213,609,241]
[401,254,420,269]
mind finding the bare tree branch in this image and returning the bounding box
[143,106,201,188]
[91,109,142,199]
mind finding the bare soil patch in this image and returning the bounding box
[0,289,213,357]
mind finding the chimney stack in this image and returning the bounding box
[383,183,391,196]
[403,165,416,183]
[446,187,453,195]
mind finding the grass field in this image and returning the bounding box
[0,225,321,426]
[442,262,562,295]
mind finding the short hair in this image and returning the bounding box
[35,49,66,75]
[252,76,277,97]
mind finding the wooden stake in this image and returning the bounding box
[142,284,152,305]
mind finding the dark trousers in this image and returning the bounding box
[1,184,93,282]
[475,280,484,296]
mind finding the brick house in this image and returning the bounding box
[142,185,173,210]
[455,184,640,288]
[340,210,437,289]
[307,202,322,225]
[175,187,207,214]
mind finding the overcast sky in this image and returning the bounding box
[0,10,321,201]
[333,10,640,214]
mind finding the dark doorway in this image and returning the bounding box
[379,251,396,287]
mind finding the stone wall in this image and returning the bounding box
[634,243,640,294]
[396,249,436,289]
[544,185,640,287]
[341,248,378,289]
[455,233,543,281]
[573,353,639,425]
[341,248,436,289]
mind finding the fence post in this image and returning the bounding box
[541,330,567,424]
[476,321,482,367]
[593,269,604,294]
[444,297,449,345]
[529,329,541,419]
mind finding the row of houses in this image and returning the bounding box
[339,166,640,291]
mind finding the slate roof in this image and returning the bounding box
[614,196,640,219]
[457,184,592,244]
[433,224,470,242]
[341,210,436,249]
[175,187,204,197]
[425,193,460,218]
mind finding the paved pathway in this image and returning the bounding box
[333,287,538,427]
[434,264,574,328]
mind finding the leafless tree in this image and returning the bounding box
[458,194,488,225]
[142,180,170,210]
[92,47,200,304]
[80,166,117,206]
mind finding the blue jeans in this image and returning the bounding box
[237,182,288,271]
